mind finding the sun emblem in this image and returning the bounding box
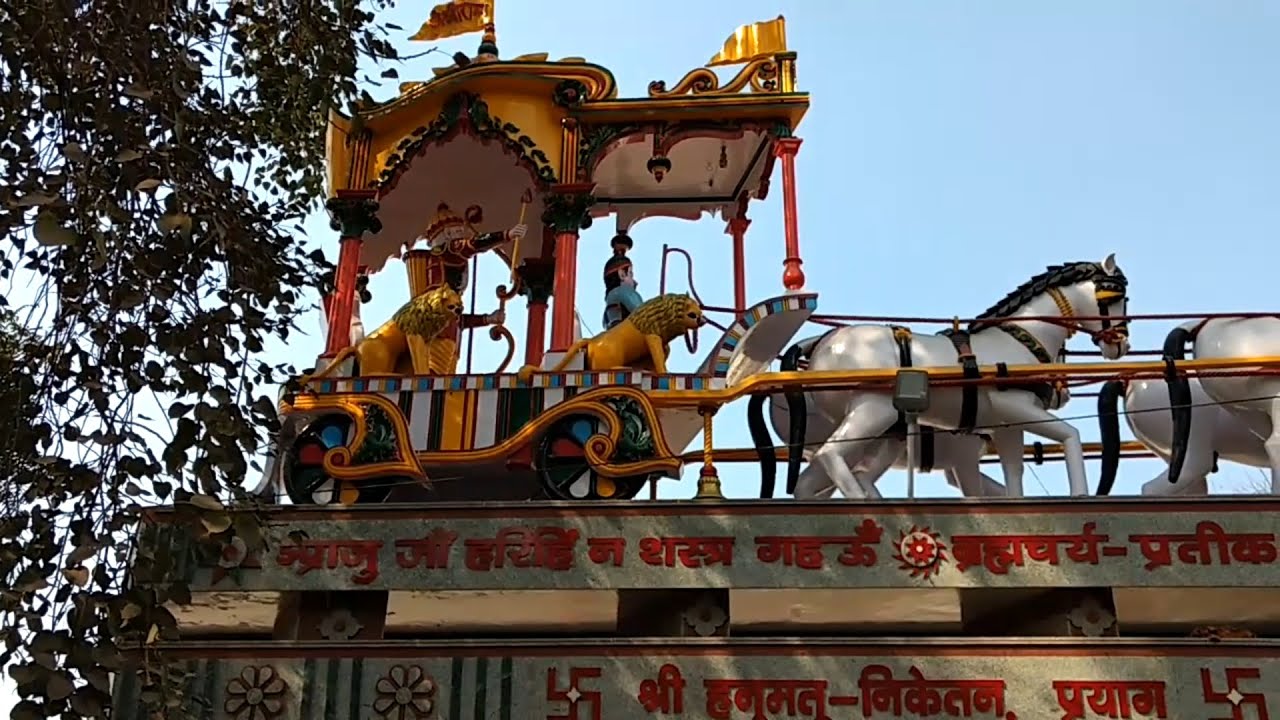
[893,526,948,579]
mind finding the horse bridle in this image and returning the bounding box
[1045,269,1129,346]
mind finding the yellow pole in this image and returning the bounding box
[694,407,723,500]
[647,355,1280,409]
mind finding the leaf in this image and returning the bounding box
[199,511,232,534]
[62,142,88,162]
[121,604,142,621]
[32,212,77,247]
[62,567,89,587]
[15,191,58,207]
[189,493,223,511]
[380,68,398,79]
[11,701,43,720]
[115,148,142,163]
[134,178,162,192]
[8,664,39,685]
[233,513,264,549]
[145,624,160,645]
[157,211,193,238]
[46,670,75,700]
[123,82,154,99]
[15,575,48,593]
[68,543,99,565]
[71,687,106,716]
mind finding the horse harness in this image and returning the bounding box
[790,266,1129,472]
[888,326,937,471]
[893,324,1057,446]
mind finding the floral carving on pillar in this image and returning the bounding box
[1065,596,1118,638]
[325,194,382,238]
[541,186,595,234]
[224,665,287,720]
[317,608,364,641]
[373,664,437,719]
[518,259,556,305]
[683,595,728,637]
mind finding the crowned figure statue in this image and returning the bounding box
[602,232,643,330]
[402,202,526,374]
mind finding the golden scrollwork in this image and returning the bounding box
[647,57,781,99]
[385,62,618,113]
[289,393,428,486]
[413,385,682,479]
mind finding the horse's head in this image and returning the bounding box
[1024,253,1130,359]
[972,254,1131,361]
[1081,253,1130,359]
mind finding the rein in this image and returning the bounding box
[660,244,706,355]
[970,270,1130,351]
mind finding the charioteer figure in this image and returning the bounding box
[403,202,526,374]
[602,232,643,330]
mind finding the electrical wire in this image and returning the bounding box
[698,304,1280,327]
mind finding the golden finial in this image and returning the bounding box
[476,18,498,61]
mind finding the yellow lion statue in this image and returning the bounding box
[518,293,705,382]
[322,284,464,377]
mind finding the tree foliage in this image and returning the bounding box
[0,0,398,715]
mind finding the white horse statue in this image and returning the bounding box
[749,392,1004,498]
[1160,317,1280,494]
[749,367,1076,499]
[1097,378,1268,497]
[765,256,1131,500]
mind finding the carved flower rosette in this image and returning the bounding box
[224,665,287,720]
[373,664,437,719]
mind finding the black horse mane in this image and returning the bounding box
[969,261,1125,331]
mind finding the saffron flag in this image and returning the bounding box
[410,0,493,42]
[707,16,788,67]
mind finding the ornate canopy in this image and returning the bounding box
[324,25,810,275]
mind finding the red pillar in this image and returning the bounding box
[775,138,805,291]
[520,259,554,367]
[525,300,548,366]
[542,183,595,352]
[726,216,751,320]
[550,230,579,351]
[323,191,381,357]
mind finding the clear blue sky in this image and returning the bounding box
[284,0,1280,499]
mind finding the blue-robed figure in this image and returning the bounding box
[602,232,643,330]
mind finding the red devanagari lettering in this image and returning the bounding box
[276,540,333,576]
[754,536,828,569]
[856,664,1010,719]
[1053,680,1168,720]
[1128,533,1174,570]
[637,664,685,714]
[839,519,885,567]
[1062,523,1107,564]
[639,537,735,568]
[464,526,580,572]
[951,535,1025,574]
[394,528,458,570]
[276,539,383,585]
[336,539,382,585]
[704,678,831,720]
[1130,522,1278,571]
[952,525,1110,575]
[586,537,626,567]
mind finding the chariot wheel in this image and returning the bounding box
[535,414,652,501]
[285,414,392,506]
